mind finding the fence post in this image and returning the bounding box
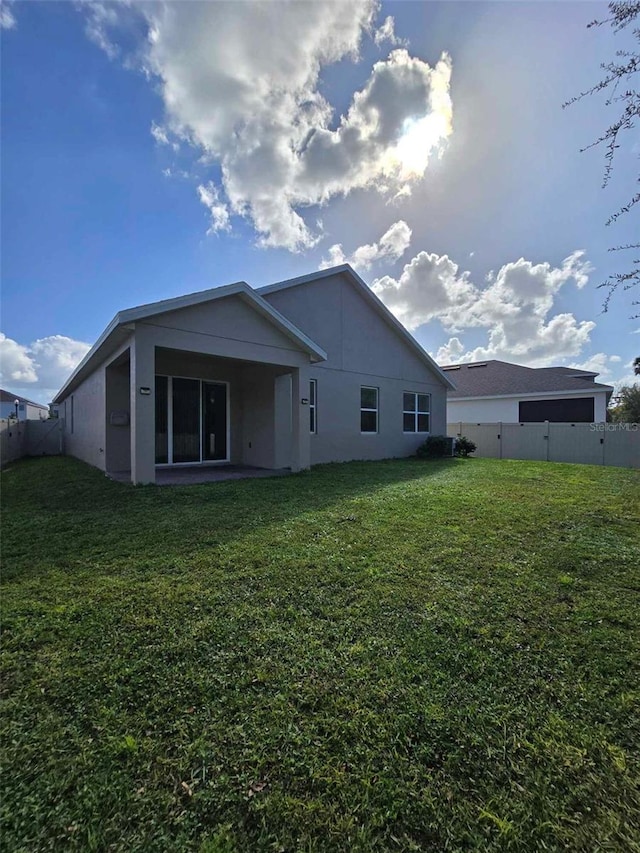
[545,421,550,462]
[498,422,503,459]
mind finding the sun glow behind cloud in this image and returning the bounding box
[388,112,451,179]
[79,4,454,251]
[382,51,452,181]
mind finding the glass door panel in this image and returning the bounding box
[202,382,227,461]
[172,378,200,463]
[155,376,168,464]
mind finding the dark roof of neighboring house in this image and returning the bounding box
[441,360,614,399]
[0,389,49,408]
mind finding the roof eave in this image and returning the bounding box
[449,386,614,401]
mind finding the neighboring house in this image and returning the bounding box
[52,265,454,484]
[443,360,613,423]
[0,389,49,421]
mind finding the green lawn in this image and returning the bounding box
[1,456,639,852]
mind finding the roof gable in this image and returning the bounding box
[258,265,456,390]
[53,282,326,403]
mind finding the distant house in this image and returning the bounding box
[442,360,613,423]
[52,265,454,484]
[0,389,49,421]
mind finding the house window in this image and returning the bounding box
[360,386,378,433]
[310,379,317,434]
[403,392,430,433]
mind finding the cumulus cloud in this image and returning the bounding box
[0,333,90,400]
[0,334,37,383]
[568,352,617,376]
[320,219,412,272]
[79,1,453,251]
[373,251,477,331]
[567,353,637,395]
[435,336,466,365]
[371,250,596,367]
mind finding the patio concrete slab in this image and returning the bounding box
[108,465,291,486]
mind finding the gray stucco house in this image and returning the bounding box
[53,265,454,484]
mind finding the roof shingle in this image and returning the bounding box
[441,360,613,398]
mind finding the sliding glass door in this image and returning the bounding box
[202,382,227,461]
[155,375,228,465]
[155,376,169,464]
[172,378,200,463]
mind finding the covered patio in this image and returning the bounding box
[55,280,326,485]
[108,463,292,486]
[102,284,326,485]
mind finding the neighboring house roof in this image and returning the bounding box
[53,281,328,403]
[0,389,48,408]
[442,360,613,399]
[258,265,457,391]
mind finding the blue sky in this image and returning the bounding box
[1,0,638,404]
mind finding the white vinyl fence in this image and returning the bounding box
[447,422,639,469]
[0,418,65,469]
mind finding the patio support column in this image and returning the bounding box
[290,364,310,472]
[130,327,156,485]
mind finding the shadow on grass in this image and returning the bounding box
[1,455,462,581]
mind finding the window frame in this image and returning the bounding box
[360,385,379,434]
[309,379,317,434]
[403,391,430,434]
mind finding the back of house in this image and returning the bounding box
[53,265,454,483]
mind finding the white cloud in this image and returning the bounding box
[372,250,596,366]
[197,181,230,234]
[0,333,90,400]
[374,15,404,47]
[79,1,453,251]
[0,2,16,30]
[608,362,640,395]
[150,121,169,146]
[373,250,477,331]
[79,0,122,60]
[568,352,616,376]
[0,334,37,383]
[320,219,412,272]
[567,353,639,395]
[435,336,465,365]
[151,120,180,151]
